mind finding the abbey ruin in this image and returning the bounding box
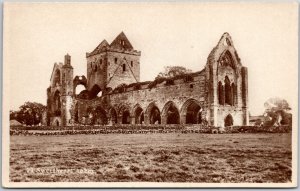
[45,32,249,127]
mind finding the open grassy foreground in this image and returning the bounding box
[10,133,292,182]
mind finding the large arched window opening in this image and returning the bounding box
[225,76,233,105]
[218,81,224,105]
[53,69,61,87]
[219,51,235,69]
[53,90,61,116]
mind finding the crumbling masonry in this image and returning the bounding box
[45,32,249,127]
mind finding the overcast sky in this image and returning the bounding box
[4,2,298,116]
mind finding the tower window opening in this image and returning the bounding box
[100,59,102,65]
[131,61,133,67]
[123,64,126,72]
[115,58,118,64]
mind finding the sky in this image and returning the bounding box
[4,2,298,116]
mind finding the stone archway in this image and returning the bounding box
[224,114,233,127]
[162,101,180,124]
[145,102,161,124]
[134,106,144,124]
[181,99,202,124]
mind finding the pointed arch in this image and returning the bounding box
[145,102,161,124]
[118,105,131,124]
[219,50,235,69]
[180,99,202,124]
[53,69,61,87]
[161,101,180,124]
[132,104,144,124]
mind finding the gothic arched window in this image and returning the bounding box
[225,76,233,105]
[219,51,235,69]
[218,81,224,105]
[231,83,237,106]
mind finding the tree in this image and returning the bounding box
[263,97,292,127]
[156,66,192,79]
[264,97,291,111]
[10,102,46,126]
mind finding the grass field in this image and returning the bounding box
[10,133,292,182]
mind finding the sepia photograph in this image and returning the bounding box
[2,2,298,188]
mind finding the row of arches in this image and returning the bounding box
[75,99,205,125]
[218,76,237,106]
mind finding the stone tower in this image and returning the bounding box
[205,33,249,127]
[60,54,74,126]
[47,54,74,126]
[86,32,141,96]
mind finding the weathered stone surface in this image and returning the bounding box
[46,32,249,127]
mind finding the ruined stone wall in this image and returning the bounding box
[75,71,207,125]
[205,33,249,127]
[46,32,249,127]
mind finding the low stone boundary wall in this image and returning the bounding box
[10,124,291,136]
[10,124,218,136]
[224,125,291,133]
